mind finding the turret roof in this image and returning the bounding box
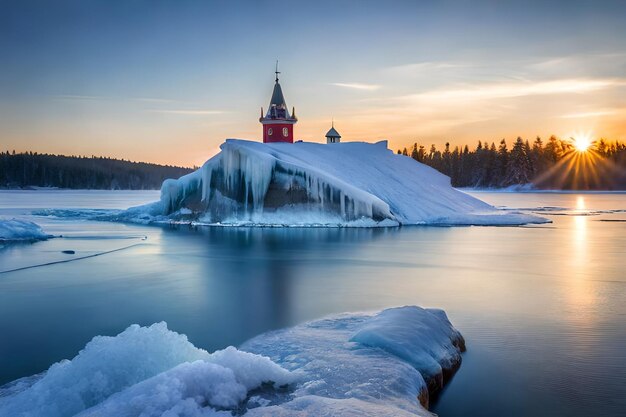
[270,81,287,108]
[325,126,341,138]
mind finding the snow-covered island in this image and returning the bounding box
[122,139,547,227]
[0,218,51,242]
[0,306,464,417]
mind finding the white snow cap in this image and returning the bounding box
[150,139,547,227]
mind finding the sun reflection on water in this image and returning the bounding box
[566,195,598,334]
[574,195,587,248]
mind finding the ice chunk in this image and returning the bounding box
[77,361,245,417]
[242,306,466,415]
[140,139,548,226]
[0,322,293,417]
[0,218,50,241]
[350,306,465,392]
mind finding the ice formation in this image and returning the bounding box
[0,322,293,417]
[138,139,547,226]
[0,218,50,241]
[0,306,464,417]
[243,306,465,415]
[350,307,465,394]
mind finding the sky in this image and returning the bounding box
[1,0,626,167]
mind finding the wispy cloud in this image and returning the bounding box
[386,61,470,74]
[330,83,381,91]
[402,78,623,103]
[133,97,178,104]
[53,94,106,101]
[559,110,617,119]
[330,76,626,140]
[148,109,226,115]
[52,95,179,103]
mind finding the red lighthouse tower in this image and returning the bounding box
[260,63,297,143]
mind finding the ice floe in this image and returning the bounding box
[0,306,465,417]
[0,218,51,242]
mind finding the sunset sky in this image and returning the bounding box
[2,0,626,167]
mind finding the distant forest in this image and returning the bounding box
[0,152,194,190]
[399,136,626,190]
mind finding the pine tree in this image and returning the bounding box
[495,139,509,186]
[544,135,561,163]
[505,137,533,185]
[442,142,452,177]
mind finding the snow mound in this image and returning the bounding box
[0,218,50,241]
[126,139,546,227]
[350,306,465,393]
[0,322,293,417]
[242,306,465,415]
[0,307,463,417]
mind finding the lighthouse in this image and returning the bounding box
[260,63,297,143]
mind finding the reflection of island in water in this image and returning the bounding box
[159,225,400,345]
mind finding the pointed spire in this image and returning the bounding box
[292,106,296,119]
[326,119,341,140]
[261,107,264,118]
[261,61,296,122]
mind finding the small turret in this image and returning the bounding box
[325,120,341,144]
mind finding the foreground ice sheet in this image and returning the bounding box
[0,218,50,241]
[0,306,464,417]
[117,140,547,227]
[0,322,293,417]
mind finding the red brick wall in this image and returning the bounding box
[263,123,294,143]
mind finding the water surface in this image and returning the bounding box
[0,190,624,416]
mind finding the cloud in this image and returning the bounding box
[401,78,624,103]
[133,97,178,104]
[327,76,626,142]
[559,110,617,119]
[52,95,178,103]
[148,109,226,115]
[330,83,381,91]
[385,61,470,75]
[53,95,107,101]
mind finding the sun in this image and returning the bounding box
[570,135,592,152]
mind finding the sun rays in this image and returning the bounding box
[533,135,625,189]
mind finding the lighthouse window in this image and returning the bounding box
[267,128,273,135]
[283,127,288,137]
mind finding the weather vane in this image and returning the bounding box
[275,60,280,82]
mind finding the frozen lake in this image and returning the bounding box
[0,189,625,416]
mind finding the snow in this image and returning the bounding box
[133,139,547,227]
[350,307,465,391]
[0,306,465,417]
[242,306,465,416]
[0,322,293,417]
[0,218,50,241]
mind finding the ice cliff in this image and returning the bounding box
[141,139,546,226]
[0,306,465,417]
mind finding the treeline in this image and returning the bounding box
[0,151,194,190]
[399,136,626,190]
